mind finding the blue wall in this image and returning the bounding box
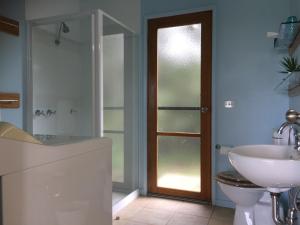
[141,0,290,207]
[289,0,300,111]
[0,0,25,128]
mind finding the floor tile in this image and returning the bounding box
[208,218,233,225]
[114,197,234,225]
[131,208,174,225]
[176,201,213,218]
[113,218,149,225]
[114,196,152,219]
[129,196,152,208]
[166,213,209,225]
[114,203,143,220]
[144,197,181,211]
[211,207,234,220]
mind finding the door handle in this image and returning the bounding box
[201,106,209,113]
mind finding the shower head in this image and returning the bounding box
[55,22,70,45]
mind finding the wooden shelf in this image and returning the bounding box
[289,31,300,55]
[0,15,19,36]
[0,93,20,108]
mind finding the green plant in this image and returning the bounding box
[280,56,300,73]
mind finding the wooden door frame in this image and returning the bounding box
[147,11,212,201]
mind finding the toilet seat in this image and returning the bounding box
[216,171,261,188]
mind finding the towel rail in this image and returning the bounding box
[0,93,20,108]
[0,16,19,36]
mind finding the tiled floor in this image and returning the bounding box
[113,197,234,225]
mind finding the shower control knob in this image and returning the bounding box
[201,106,209,113]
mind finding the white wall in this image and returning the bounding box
[290,0,300,19]
[80,0,140,32]
[25,0,140,33]
[25,0,80,20]
[288,2,300,111]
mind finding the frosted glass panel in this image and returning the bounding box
[104,109,124,131]
[157,136,201,192]
[105,133,124,183]
[158,110,200,133]
[103,26,125,184]
[103,15,137,190]
[103,33,125,184]
[103,34,124,107]
[157,24,201,134]
[157,24,201,108]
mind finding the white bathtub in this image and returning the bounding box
[0,137,112,225]
[34,134,93,145]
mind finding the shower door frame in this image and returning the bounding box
[25,10,137,192]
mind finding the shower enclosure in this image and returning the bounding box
[26,10,138,207]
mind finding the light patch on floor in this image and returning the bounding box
[113,197,234,225]
[157,174,200,192]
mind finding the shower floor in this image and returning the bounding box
[113,191,128,205]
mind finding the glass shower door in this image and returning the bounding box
[31,14,94,140]
[103,32,125,183]
[102,15,138,199]
[29,10,139,206]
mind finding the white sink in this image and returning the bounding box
[228,145,300,192]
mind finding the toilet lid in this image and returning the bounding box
[216,171,261,188]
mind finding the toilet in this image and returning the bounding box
[216,171,276,225]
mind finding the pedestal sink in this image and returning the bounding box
[228,145,300,193]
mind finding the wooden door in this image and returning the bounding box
[147,11,212,201]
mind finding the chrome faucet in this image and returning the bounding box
[295,133,300,152]
[277,109,300,151]
[277,122,291,135]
